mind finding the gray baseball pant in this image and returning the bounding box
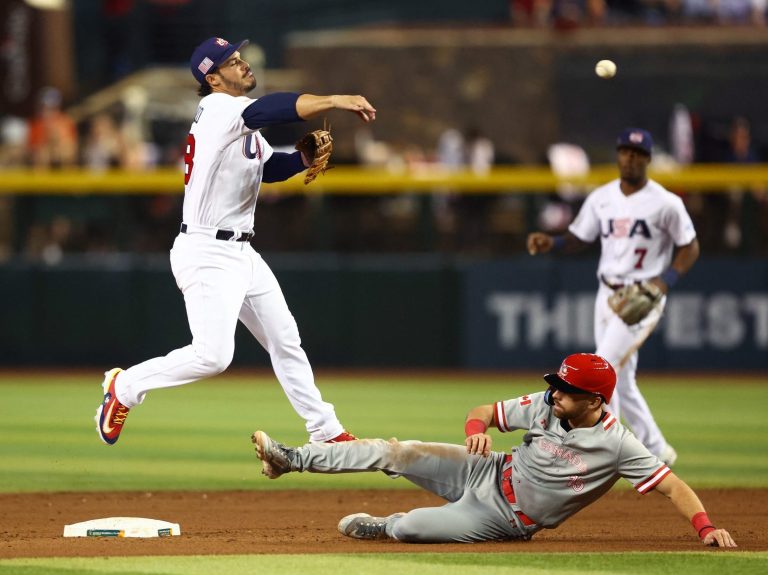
[292,438,533,542]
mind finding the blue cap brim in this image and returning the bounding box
[616,143,651,156]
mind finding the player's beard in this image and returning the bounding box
[619,163,647,187]
[618,155,649,188]
[552,401,569,419]
[621,174,645,187]
[221,74,257,95]
[241,68,257,92]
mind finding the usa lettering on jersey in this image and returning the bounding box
[569,180,697,279]
[242,134,263,160]
[182,94,274,231]
[600,218,652,239]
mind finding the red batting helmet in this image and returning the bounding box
[543,353,616,405]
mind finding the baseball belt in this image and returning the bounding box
[501,455,536,527]
[600,274,633,290]
[180,223,254,242]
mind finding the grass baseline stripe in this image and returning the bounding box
[1,376,765,493]
[0,553,767,575]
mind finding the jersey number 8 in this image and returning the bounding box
[184,134,196,185]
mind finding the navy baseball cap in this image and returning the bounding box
[616,128,653,156]
[190,37,249,84]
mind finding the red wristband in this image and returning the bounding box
[464,419,487,437]
[691,512,715,540]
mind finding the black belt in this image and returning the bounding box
[600,275,637,290]
[180,223,254,242]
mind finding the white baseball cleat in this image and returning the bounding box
[251,430,294,479]
[337,512,405,540]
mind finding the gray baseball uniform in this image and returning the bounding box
[286,391,670,542]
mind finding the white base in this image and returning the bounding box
[63,517,181,538]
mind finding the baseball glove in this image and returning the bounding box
[295,127,333,185]
[607,281,663,326]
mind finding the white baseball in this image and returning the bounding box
[595,59,617,79]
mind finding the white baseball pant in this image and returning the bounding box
[114,231,344,442]
[594,283,670,457]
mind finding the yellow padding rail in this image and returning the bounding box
[0,164,766,195]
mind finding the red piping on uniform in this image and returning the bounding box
[495,401,509,432]
[603,413,617,430]
[637,465,671,493]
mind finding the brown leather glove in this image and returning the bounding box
[295,128,333,185]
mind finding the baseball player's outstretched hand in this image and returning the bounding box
[702,528,737,548]
[465,433,492,457]
[330,95,377,122]
[527,232,553,255]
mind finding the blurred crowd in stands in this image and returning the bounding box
[0,85,182,263]
[1,87,167,172]
[509,0,767,27]
[0,79,766,263]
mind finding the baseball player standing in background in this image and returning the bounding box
[526,129,700,466]
[251,353,735,547]
[96,37,377,446]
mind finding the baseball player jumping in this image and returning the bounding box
[527,129,700,465]
[251,353,735,547]
[96,37,377,445]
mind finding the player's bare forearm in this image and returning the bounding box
[296,94,377,122]
[655,473,737,547]
[464,404,494,457]
[671,238,700,275]
[651,238,700,293]
[466,404,494,427]
[655,473,707,519]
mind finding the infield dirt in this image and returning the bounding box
[1,488,765,557]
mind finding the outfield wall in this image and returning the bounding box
[463,258,768,370]
[1,257,765,369]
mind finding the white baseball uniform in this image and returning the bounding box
[568,178,697,457]
[112,92,344,441]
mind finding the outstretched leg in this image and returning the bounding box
[253,432,475,500]
[115,236,246,408]
[239,253,344,442]
[252,432,529,543]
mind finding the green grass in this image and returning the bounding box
[1,373,765,572]
[0,373,522,492]
[0,373,765,492]
[1,552,767,575]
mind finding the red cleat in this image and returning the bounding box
[95,368,130,445]
[326,431,358,443]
